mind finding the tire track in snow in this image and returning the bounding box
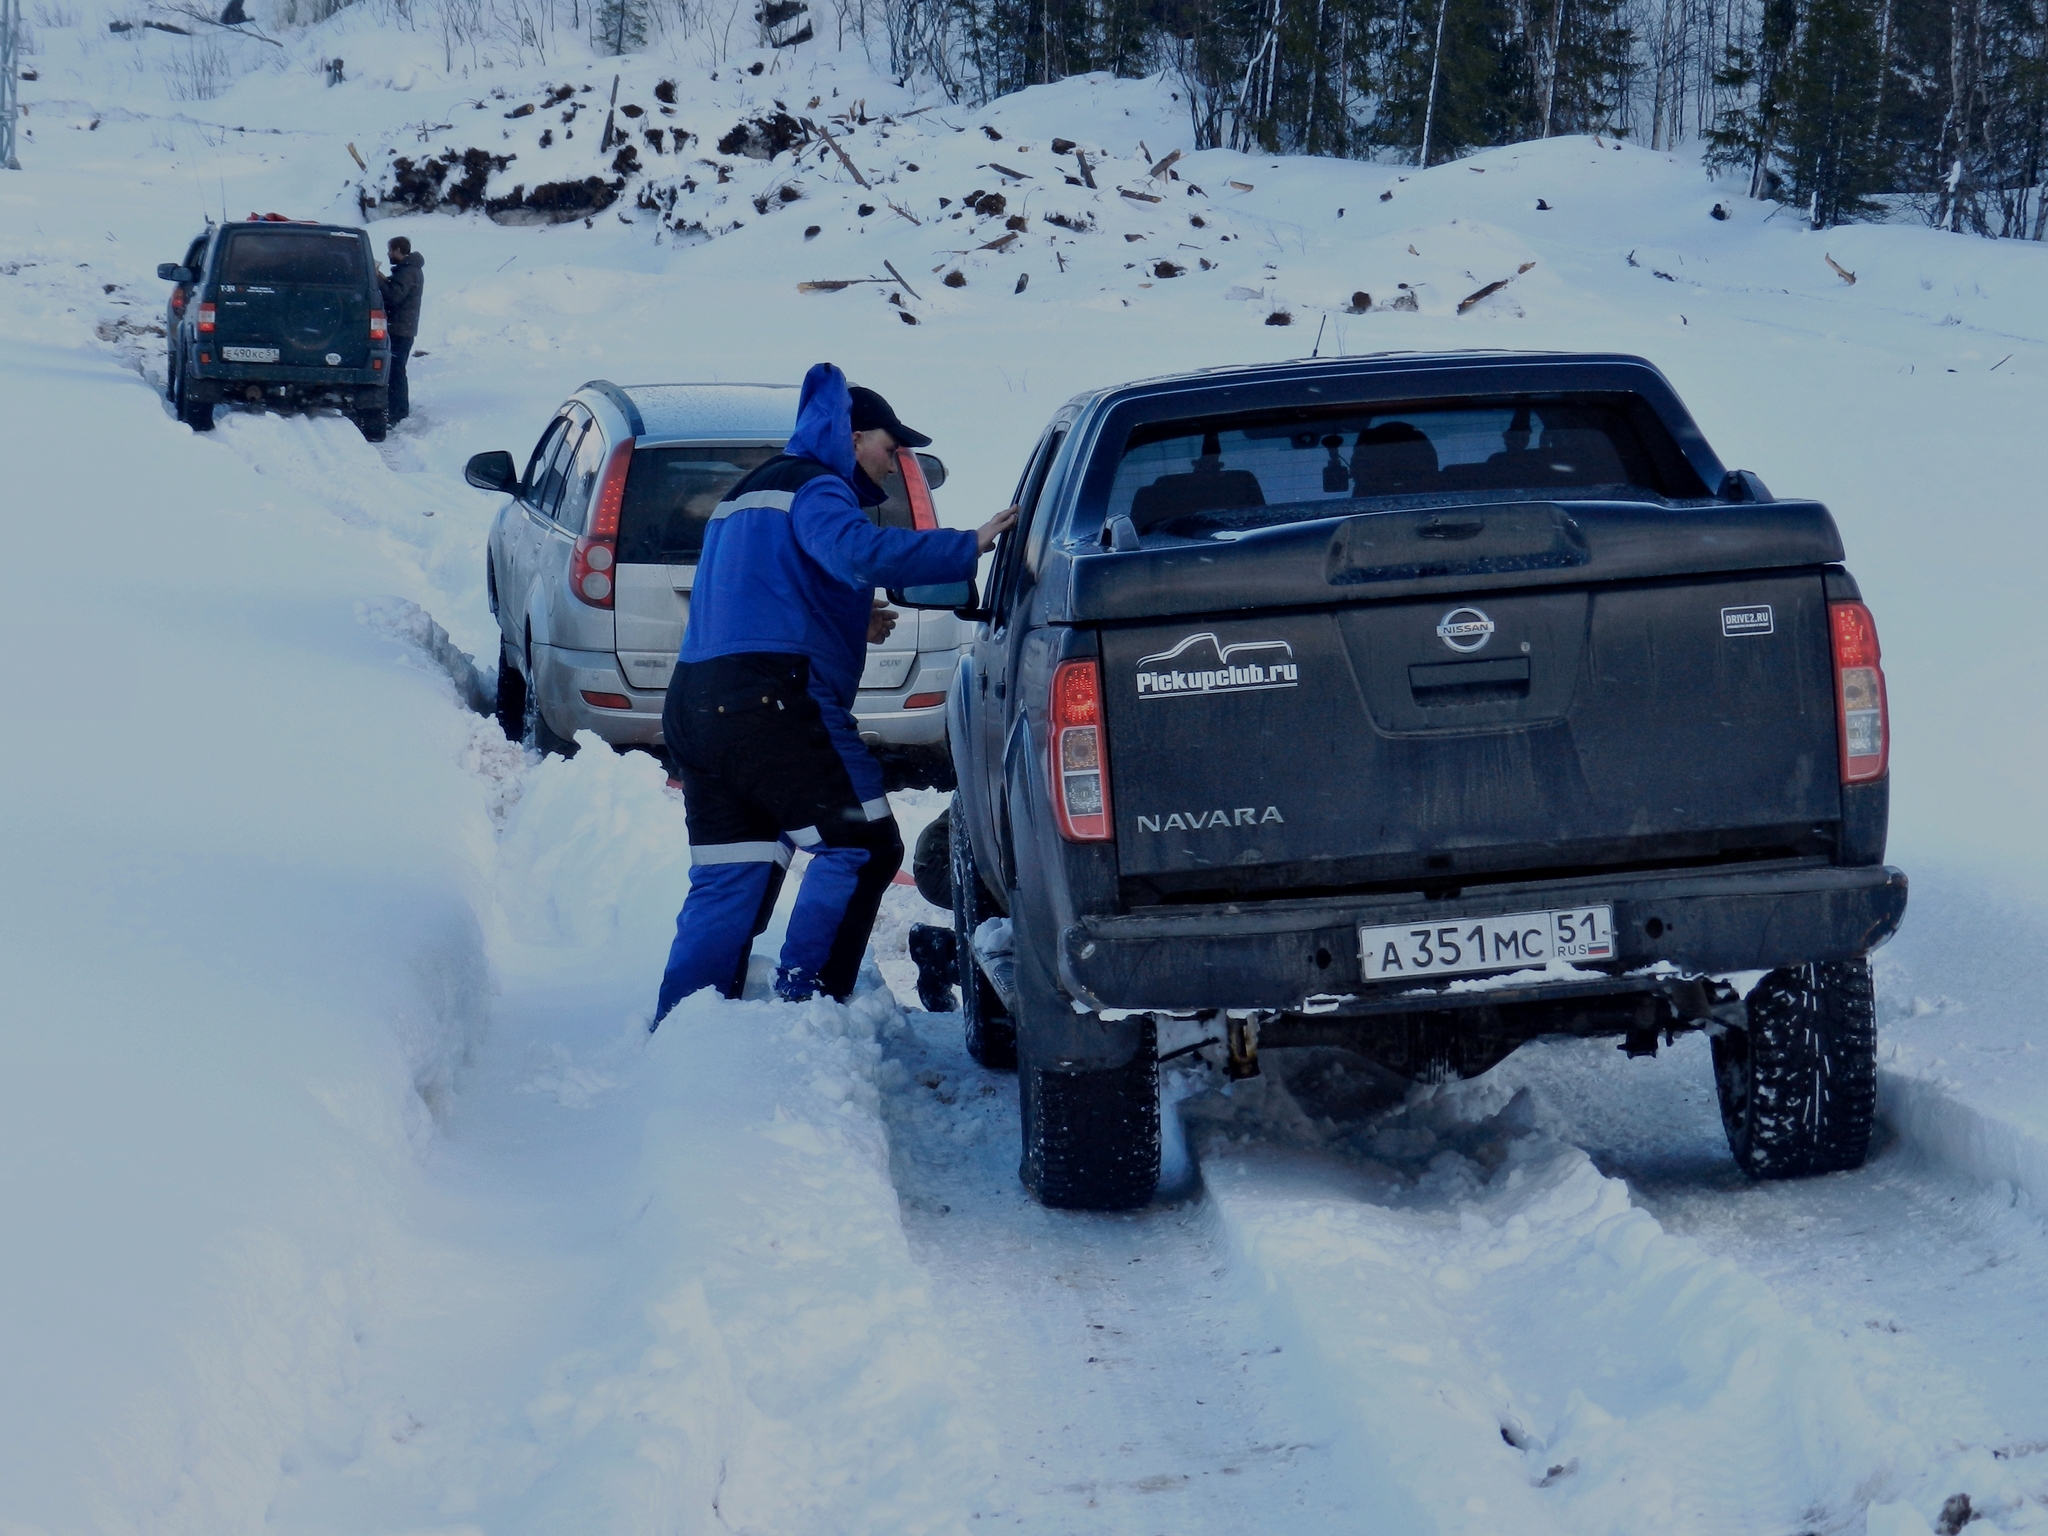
[875,1009,1381,1530]
[1176,1043,2048,1534]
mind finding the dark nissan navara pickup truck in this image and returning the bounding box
[158,219,392,440]
[899,352,1906,1211]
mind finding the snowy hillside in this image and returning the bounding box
[4,10,2048,1536]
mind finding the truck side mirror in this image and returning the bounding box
[465,450,518,492]
[915,452,947,490]
[889,576,979,615]
[157,263,194,283]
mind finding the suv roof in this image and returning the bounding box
[582,380,799,445]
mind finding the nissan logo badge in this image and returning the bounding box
[1435,606,1496,653]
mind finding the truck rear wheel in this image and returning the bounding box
[1712,959,1877,1179]
[1014,898,1159,1210]
[1019,1022,1161,1211]
[354,403,388,442]
[950,795,1015,1070]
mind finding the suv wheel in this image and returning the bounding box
[354,402,388,443]
[521,645,576,757]
[950,795,1015,1069]
[173,365,214,432]
[1014,898,1160,1210]
[1712,959,1877,1179]
[495,643,528,743]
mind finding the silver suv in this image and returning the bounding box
[466,380,972,764]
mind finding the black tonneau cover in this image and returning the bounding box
[1053,499,1844,624]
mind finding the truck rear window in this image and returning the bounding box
[1100,397,1702,541]
[221,231,365,286]
[617,446,779,564]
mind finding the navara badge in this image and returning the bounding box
[1436,606,1496,653]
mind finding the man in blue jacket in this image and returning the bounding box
[654,363,1015,1022]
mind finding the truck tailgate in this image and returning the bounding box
[1100,570,1839,891]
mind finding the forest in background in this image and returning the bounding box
[182,0,2048,233]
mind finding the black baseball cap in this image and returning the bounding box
[848,384,932,448]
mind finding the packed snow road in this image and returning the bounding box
[37,226,2048,1536]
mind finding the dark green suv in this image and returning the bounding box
[158,220,391,440]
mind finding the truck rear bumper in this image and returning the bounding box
[1059,861,1908,1013]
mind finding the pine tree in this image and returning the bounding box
[1779,0,1887,225]
[593,0,647,54]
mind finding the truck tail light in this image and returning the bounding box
[1830,601,1889,782]
[196,302,215,333]
[369,308,388,340]
[896,447,938,530]
[1050,659,1111,841]
[570,436,635,609]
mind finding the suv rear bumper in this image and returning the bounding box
[530,644,959,750]
[1058,861,1909,1013]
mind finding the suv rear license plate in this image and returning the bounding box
[222,346,279,363]
[1359,905,1615,980]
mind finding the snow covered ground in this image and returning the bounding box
[4,9,2048,1534]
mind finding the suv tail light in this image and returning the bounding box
[570,436,636,609]
[369,308,388,341]
[1050,659,1111,840]
[896,447,938,530]
[196,301,215,333]
[1829,601,1889,782]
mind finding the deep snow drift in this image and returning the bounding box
[3,10,2048,1535]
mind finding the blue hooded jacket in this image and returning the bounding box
[677,363,979,706]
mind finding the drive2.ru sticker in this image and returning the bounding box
[1721,605,1774,636]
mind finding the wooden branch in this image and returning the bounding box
[1146,148,1182,179]
[346,141,367,171]
[1456,260,1537,314]
[812,121,871,190]
[978,231,1018,251]
[797,277,890,292]
[1074,149,1097,189]
[986,162,1031,180]
[883,259,921,300]
[885,199,921,226]
[1824,253,1857,285]
[1119,187,1162,203]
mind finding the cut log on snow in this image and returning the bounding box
[1074,150,1098,189]
[1456,261,1537,314]
[797,277,889,292]
[978,232,1019,251]
[1146,148,1182,179]
[1825,254,1857,285]
[346,142,367,171]
[987,162,1030,180]
[812,121,872,190]
[1119,187,1162,203]
[1228,180,1253,191]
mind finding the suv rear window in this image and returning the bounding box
[1095,396,1703,543]
[617,446,780,564]
[221,231,365,286]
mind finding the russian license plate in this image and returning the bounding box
[1359,905,1615,981]
[222,346,279,363]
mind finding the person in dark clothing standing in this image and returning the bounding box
[653,363,1015,1023]
[378,236,424,425]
